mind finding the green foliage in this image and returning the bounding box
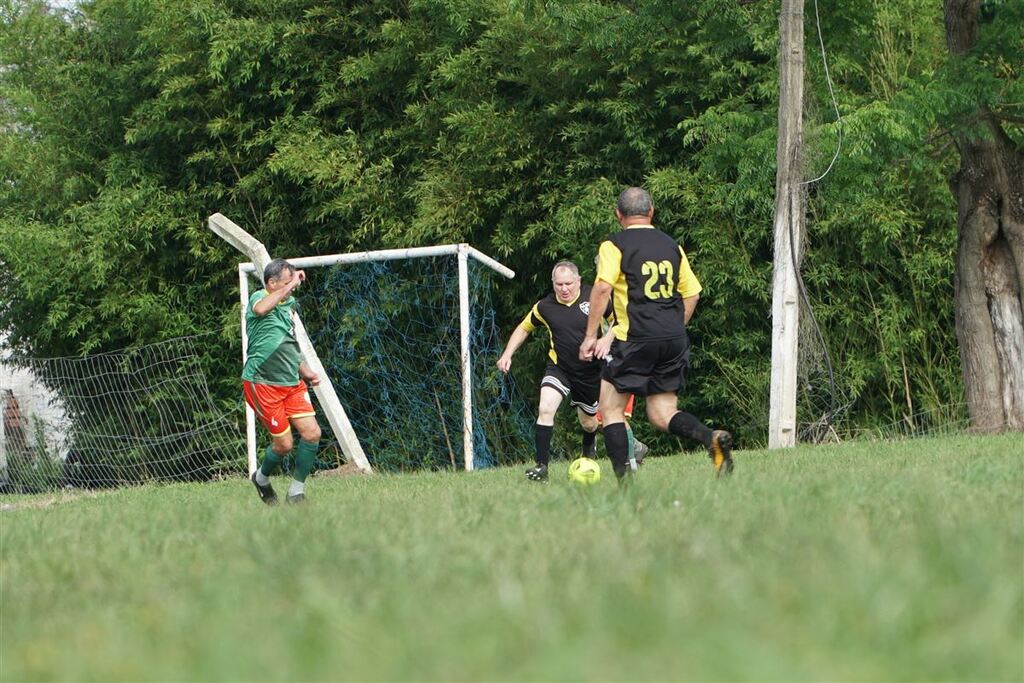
[2,0,1016,448]
[3,413,63,492]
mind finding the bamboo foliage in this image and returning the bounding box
[2,0,1019,444]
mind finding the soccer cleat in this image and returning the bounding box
[525,464,548,482]
[633,439,650,466]
[286,492,306,505]
[251,471,278,506]
[708,430,734,477]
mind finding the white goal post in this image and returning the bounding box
[209,213,515,473]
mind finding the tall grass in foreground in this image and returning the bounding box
[2,433,1022,682]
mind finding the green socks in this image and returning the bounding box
[293,439,319,483]
[626,423,636,462]
[258,440,318,498]
[259,445,283,480]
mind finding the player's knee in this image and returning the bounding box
[579,414,599,433]
[646,408,671,432]
[271,435,293,454]
[302,423,322,443]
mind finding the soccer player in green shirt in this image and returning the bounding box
[242,259,322,504]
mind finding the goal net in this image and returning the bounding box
[0,336,245,494]
[249,249,535,472]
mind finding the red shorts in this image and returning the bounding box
[596,394,635,424]
[242,380,316,437]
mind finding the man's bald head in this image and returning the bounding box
[616,187,653,218]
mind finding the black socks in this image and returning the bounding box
[534,423,553,466]
[668,411,713,447]
[602,422,630,479]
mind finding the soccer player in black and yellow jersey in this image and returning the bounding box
[498,261,647,481]
[580,187,734,480]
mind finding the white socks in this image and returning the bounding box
[256,470,305,497]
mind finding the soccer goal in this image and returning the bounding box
[230,233,533,473]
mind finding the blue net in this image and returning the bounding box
[299,256,534,472]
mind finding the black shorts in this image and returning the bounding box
[601,336,690,396]
[540,364,600,415]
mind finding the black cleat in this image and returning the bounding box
[525,464,548,482]
[708,430,735,478]
[286,492,306,505]
[251,471,278,506]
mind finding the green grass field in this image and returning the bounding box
[2,433,1022,682]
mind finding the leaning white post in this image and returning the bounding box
[239,264,257,475]
[457,244,474,471]
[209,213,372,473]
[290,314,371,471]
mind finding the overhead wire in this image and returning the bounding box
[787,0,844,441]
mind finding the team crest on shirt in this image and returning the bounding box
[579,301,590,315]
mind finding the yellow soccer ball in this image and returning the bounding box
[567,457,601,485]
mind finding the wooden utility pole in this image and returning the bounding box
[768,0,805,448]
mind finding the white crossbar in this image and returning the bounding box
[238,244,515,280]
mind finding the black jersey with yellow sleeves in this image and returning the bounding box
[520,284,611,375]
[596,226,702,341]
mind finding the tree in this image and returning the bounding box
[1,0,998,449]
[945,0,1023,431]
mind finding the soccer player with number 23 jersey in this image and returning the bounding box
[580,187,734,481]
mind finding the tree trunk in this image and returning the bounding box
[946,0,1024,431]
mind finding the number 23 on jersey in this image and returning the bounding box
[642,260,675,300]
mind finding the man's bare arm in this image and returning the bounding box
[497,325,532,373]
[252,270,305,316]
[580,281,613,360]
[683,294,699,325]
[298,361,320,386]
